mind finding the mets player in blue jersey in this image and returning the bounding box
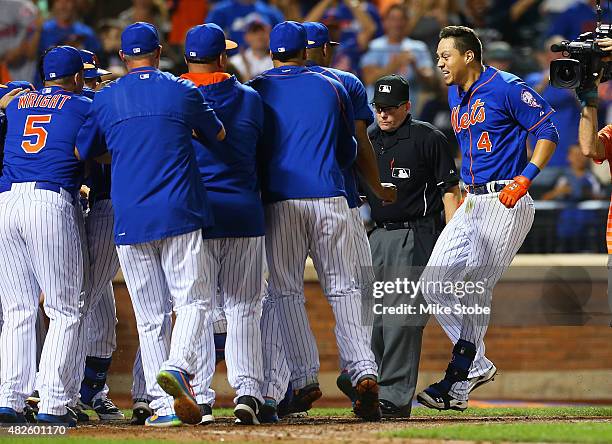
[416,26,559,411]
[179,23,266,425]
[248,21,381,422]
[76,22,226,427]
[0,46,90,426]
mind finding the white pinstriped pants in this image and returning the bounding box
[117,230,214,416]
[0,183,83,415]
[264,197,377,391]
[420,191,534,400]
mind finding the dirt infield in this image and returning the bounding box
[68,414,612,443]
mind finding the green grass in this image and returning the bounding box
[385,422,612,443]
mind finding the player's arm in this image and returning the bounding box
[185,85,225,144]
[75,111,108,161]
[443,185,461,222]
[0,88,26,109]
[335,86,358,169]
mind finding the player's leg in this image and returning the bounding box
[155,230,215,425]
[117,241,176,423]
[307,197,379,421]
[448,194,535,401]
[264,201,315,393]
[0,192,41,421]
[219,236,265,424]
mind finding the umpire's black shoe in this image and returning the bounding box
[234,396,261,425]
[353,375,381,422]
[131,398,152,425]
[379,399,411,418]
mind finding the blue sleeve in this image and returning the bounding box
[531,119,559,144]
[206,6,227,29]
[76,110,106,160]
[504,81,556,137]
[347,75,374,126]
[336,85,357,169]
[183,84,223,145]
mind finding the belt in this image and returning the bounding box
[376,213,440,231]
[33,182,76,203]
[377,221,416,231]
[465,181,510,195]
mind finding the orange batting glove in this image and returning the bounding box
[498,176,531,208]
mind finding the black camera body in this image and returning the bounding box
[550,23,612,89]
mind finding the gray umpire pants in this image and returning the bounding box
[370,216,440,409]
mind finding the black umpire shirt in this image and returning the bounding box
[364,115,459,224]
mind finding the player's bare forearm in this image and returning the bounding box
[529,139,557,170]
[443,185,461,223]
[578,105,606,159]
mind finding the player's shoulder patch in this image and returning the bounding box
[520,89,542,108]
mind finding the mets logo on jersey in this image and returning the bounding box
[451,99,486,134]
[521,89,541,108]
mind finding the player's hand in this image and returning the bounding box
[498,176,531,209]
[377,182,397,205]
[0,88,25,109]
[597,37,612,62]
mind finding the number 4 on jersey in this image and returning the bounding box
[22,115,52,153]
[477,131,492,152]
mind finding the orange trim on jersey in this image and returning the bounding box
[465,70,499,185]
[180,72,231,87]
[527,109,554,132]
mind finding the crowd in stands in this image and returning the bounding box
[0,0,610,252]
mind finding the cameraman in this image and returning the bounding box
[577,36,612,318]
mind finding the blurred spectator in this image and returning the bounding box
[269,0,303,21]
[542,145,603,252]
[0,0,40,84]
[420,82,460,159]
[118,0,169,35]
[167,0,209,47]
[305,0,382,73]
[525,36,581,188]
[405,0,454,55]
[229,18,273,81]
[484,40,513,72]
[360,4,435,115]
[487,0,545,46]
[97,19,126,76]
[39,0,101,55]
[206,0,284,47]
[458,0,501,44]
[547,0,610,40]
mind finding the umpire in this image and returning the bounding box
[364,75,460,418]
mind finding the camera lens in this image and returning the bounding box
[550,58,581,89]
[558,66,575,82]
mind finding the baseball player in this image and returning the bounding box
[248,21,381,422]
[416,26,558,411]
[179,23,266,425]
[76,22,225,427]
[0,46,90,426]
[70,49,124,421]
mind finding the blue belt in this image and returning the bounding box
[465,182,507,195]
[33,182,76,203]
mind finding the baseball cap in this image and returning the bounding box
[121,22,160,56]
[80,49,111,79]
[245,16,271,32]
[372,75,410,106]
[269,21,313,54]
[0,81,34,99]
[43,46,84,81]
[304,22,339,49]
[185,23,238,59]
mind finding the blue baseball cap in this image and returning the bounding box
[121,22,160,56]
[43,46,84,81]
[185,23,238,60]
[269,21,313,54]
[0,81,34,99]
[80,49,111,79]
[304,22,339,49]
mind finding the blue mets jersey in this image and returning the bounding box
[180,73,265,239]
[448,66,557,185]
[306,62,373,209]
[1,86,89,193]
[248,65,357,204]
[77,67,223,245]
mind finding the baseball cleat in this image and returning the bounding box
[0,407,27,424]
[37,412,77,427]
[131,398,152,425]
[286,383,322,417]
[468,364,498,393]
[25,391,40,409]
[66,405,89,422]
[156,369,200,425]
[91,396,124,420]
[23,404,37,423]
[379,399,411,418]
[257,398,279,424]
[145,413,182,427]
[234,395,261,425]
[353,375,381,422]
[199,403,214,425]
[336,371,357,405]
[416,382,468,411]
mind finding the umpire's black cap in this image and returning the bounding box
[372,74,410,106]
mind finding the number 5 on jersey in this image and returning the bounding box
[22,115,52,153]
[477,131,492,152]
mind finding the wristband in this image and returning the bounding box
[576,88,599,108]
[520,162,540,181]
